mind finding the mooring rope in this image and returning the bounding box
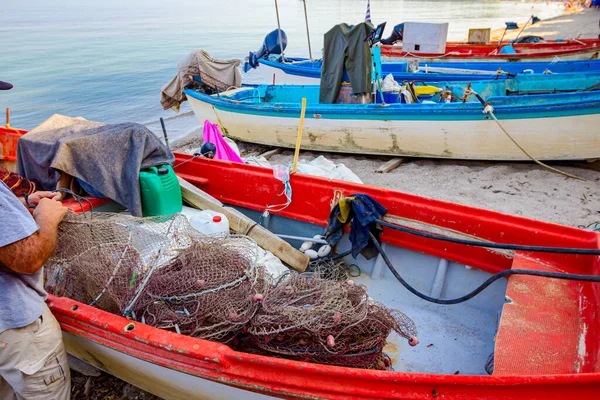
[464,88,584,181]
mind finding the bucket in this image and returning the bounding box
[375,91,400,104]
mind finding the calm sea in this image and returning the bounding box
[2,0,565,140]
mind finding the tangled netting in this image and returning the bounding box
[242,273,418,370]
[45,212,264,343]
[45,212,418,369]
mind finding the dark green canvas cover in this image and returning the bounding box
[319,22,374,104]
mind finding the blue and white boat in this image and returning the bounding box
[185,72,600,161]
[244,57,600,85]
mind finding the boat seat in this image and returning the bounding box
[493,252,588,375]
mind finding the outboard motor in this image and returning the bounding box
[381,23,404,45]
[247,29,288,70]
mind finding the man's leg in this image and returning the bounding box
[0,305,70,400]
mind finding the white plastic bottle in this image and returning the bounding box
[185,207,230,236]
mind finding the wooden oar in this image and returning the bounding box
[291,98,307,174]
[178,176,310,272]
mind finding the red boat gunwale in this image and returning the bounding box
[48,154,600,399]
[380,38,600,60]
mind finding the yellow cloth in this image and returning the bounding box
[337,196,355,223]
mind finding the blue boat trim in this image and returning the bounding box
[184,72,600,121]
[257,57,600,82]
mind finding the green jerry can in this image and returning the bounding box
[139,164,183,216]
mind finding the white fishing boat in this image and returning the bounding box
[186,73,600,161]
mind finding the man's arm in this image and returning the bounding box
[0,198,67,275]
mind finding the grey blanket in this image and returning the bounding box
[17,115,174,216]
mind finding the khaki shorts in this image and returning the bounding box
[0,305,70,400]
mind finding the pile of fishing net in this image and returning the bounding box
[45,212,264,343]
[45,212,418,369]
[242,273,418,370]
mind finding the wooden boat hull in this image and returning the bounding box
[185,90,600,161]
[45,155,600,399]
[380,39,600,62]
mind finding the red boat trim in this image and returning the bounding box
[174,154,599,275]
[49,295,600,399]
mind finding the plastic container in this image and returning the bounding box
[375,92,400,104]
[189,210,230,236]
[139,164,182,217]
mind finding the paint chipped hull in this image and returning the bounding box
[186,95,600,161]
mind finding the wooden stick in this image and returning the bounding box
[261,148,284,160]
[178,176,309,272]
[291,98,307,174]
[274,0,286,62]
[302,0,313,59]
[376,157,404,174]
[6,108,10,128]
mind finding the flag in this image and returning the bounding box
[365,0,371,22]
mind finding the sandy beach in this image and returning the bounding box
[173,8,600,230]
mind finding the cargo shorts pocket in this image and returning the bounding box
[20,353,67,398]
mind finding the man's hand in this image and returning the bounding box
[33,198,68,226]
[27,191,61,205]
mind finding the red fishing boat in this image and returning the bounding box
[3,128,600,399]
[381,38,600,62]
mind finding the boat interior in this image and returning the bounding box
[149,157,600,376]
[222,72,600,106]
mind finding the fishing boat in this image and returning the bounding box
[245,57,600,85]
[0,125,26,172]
[47,154,600,399]
[2,123,600,398]
[186,72,600,161]
[380,38,600,62]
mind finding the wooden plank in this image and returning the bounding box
[178,176,309,272]
[260,148,283,160]
[376,157,405,173]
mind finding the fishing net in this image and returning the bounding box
[242,273,418,370]
[44,212,264,342]
[45,212,418,369]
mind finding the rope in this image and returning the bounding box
[464,88,585,181]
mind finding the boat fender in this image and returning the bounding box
[300,241,314,252]
[304,249,319,259]
[409,336,419,346]
[317,244,332,257]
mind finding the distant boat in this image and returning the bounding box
[186,72,600,161]
[244,57,600,85]
[380,38,600,62]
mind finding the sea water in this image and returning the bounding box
[1,0,566,141]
